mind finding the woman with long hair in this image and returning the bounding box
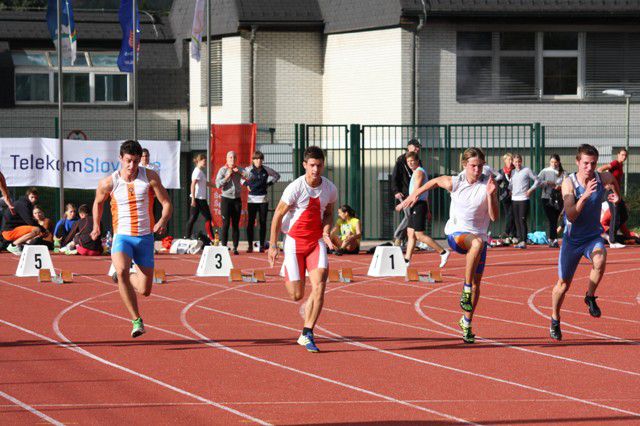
[497,153,515,241]
[538,154,566,248]
[186,153,215,241]
[243,150,280,252]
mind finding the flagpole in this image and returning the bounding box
[132,0,137,140]
[57,0,64,218]
[206,0,211,193]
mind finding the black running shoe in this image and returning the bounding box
[584,294,601,317]
[550,321,562,341]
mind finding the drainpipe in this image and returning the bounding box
[412,0,428,127]
[249,26,257,123]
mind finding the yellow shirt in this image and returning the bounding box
[336,217,360,241]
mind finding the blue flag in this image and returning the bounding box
[46,0,77,65]
[117,0,141,73]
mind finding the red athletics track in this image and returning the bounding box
[0,245,639,425]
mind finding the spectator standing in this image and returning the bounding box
[186,153,215,241]
[497,153,515,241]
[243,150,280,252]
[509,154,540,249]
[391,139,422,246]
[538,154,566,248]
[215,151,245,255]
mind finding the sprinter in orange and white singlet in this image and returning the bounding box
[268,146,337,353]
[91,140,173,338]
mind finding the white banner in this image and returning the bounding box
[0,138,181,189]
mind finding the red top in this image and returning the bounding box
[609,160,623,186]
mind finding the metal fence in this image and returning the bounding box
[297,123,542,240]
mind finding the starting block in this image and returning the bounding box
[406,268,440,283]
[39,269,73,284]
[229,268,243,282]
[328,268,353,283]
[251,270,266,282]
[153,269,166,284]
[428,270,442,282]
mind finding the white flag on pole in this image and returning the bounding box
[190,0,205,61]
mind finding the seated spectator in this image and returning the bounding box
[30,205,54,250]
[53,203,78,247]
[330,204,362,255]
[60,204,103,256]
[1,187,42,255]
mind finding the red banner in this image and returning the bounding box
[209,124,257,228]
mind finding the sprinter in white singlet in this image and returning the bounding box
[91,140,173,338]
[399,147,499,343]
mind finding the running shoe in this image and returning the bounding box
[7,244,22,256]
[550,321,562,341]
[584,294,601,317]
[439,249,451,268]
[458,316,475,344]
[111,272,118,283]
[460,290,473,312]
[297,331,320,353]
[131,317,145,338]
[514,241,527,249]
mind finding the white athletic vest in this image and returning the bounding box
[110,167,154,236]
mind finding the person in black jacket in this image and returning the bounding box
[391,139,422,245]
[497,153,516,241]
[60,204,103,255]
[1,187,42,255]
[243,150,280,252]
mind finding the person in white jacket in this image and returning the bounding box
[509,154,540,248]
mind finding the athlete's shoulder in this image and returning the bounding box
[322,176,337,190]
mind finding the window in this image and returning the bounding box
[12,51,129,104]
[457,31,583,101]
[584,32,640,99]
[200,40,222,106]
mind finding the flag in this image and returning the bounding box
[46,0,77,65]
[117,0,141,73]
[190,0,205,61]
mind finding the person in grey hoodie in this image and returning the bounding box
[509,154,540,248]
[215,151,246,255]
[538,154,566,248]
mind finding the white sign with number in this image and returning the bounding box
[16,245,56,277]
[367,246,407,277]
[196,246,234,276]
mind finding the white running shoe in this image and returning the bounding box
[439,249,451,268]
[609,242,626,249]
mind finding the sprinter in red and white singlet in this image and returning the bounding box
[268,146,337,352]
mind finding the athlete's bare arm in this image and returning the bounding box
[91,176,114,240]
[268,200,291,267]
[322,202,336,251]
[600,171,621,204]
[486,175,499,221]
[398,175,453,210]
[0,172,14,214]
[146,169,173,235]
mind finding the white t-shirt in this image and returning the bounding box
[280,176,337,243]
[444,173,491,241]
[191,167,207,200]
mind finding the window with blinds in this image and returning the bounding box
[457,32,536,101]
[584,32,640,99]
[200,40,222,106]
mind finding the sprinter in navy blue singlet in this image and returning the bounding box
[550,144,621,341]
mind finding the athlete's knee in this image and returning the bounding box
[554,279,570,294]
[470,237,483,250]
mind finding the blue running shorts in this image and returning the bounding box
[112,233,155,268]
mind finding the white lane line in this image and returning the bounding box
[0,390,64,425]
[47,289,271,425]
[180,290,477,425]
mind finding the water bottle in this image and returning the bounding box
[213,229,220,246]
[105,231,112,253]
